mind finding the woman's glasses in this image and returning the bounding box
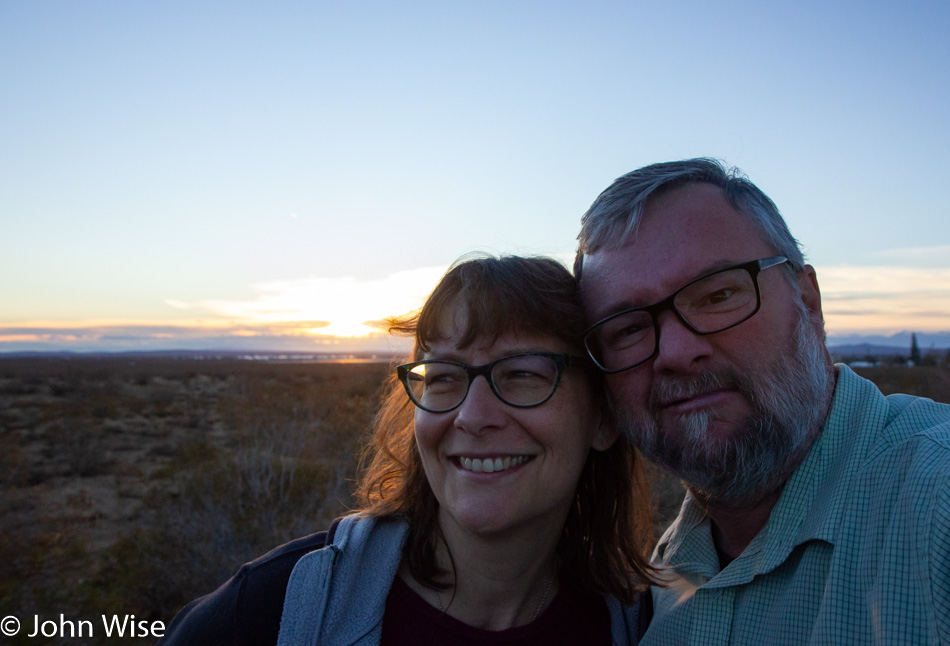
[397,352,581,413]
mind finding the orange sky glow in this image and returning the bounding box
[2,263,948,354]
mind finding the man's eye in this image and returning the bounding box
[703,288,735,305]
[689,283,754,313]
[604,322,650,346]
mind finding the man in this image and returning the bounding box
[575,158,950,645]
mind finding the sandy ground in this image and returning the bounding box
[0,368,232,556]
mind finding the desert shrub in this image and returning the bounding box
[853,365,950,403]
[93,365,388,625]
[143,386,180,418]
[49,378,80,397]
[0,380,41,395]
[0,432,25,486]
[100,441,344,620]
[0,507,93,646]
[47,419,114,478]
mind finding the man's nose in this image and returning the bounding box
[651,309,713,373]
[453,375,506,435]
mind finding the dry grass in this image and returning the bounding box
[0,357,388,645]
[0,356,947,644]
[851,365,950,402]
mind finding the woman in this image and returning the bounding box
[160,255,658,646]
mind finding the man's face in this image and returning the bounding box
[579,183,831,506]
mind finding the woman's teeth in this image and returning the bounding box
[459,455,528,473]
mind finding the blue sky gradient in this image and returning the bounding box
[2,1,948,352]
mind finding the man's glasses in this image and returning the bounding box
[583,256,789,373]
[397,352,581,413]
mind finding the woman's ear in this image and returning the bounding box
[591,415,620,451]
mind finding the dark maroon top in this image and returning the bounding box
[381,575,612,645]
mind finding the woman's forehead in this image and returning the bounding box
[418,293,580,358]
[424,329,568,355]
[422,307,568,358]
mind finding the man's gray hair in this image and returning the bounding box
[574,158,806,279]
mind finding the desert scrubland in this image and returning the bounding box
[1,357,948,644]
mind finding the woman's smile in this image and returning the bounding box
[454,454,532,474]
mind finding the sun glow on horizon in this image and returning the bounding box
[2,263,948,353]
[303,321,381,338]
[179,266,447,340]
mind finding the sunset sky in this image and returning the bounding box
[2,1,948,354]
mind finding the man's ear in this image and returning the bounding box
[591,415,620,451]
[798,264,825,335]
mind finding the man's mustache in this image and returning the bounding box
[648,370,743,411]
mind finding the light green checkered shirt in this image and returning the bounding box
[641,365,950,646]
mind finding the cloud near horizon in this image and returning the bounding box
[869,245,950,267]
[0,267,449,353]
[2,263,948,353]
[0,320,413,354]
[818,265,950,334]
[168,265,448,338]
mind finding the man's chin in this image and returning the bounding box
[628,410,791,508]
[618,307,833,508]
[656,405,751,453]
[663,414,743,444]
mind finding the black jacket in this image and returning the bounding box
[159,524,338,646]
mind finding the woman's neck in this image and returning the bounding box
[400,516,562,631]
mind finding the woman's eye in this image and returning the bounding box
[505,369,543,380]
[426,372,460,385]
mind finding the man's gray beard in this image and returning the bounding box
[615,308,832,508]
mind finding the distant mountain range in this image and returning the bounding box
[1,331,947,361]
[826,331,950,348]
[0,349,396,362]
[826,331,950,358]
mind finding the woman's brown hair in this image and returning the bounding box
[354,255,659,602]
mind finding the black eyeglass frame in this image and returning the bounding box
[583,256,790,374]
[396,352,583,413]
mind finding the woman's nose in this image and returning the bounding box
[453,375,507,435]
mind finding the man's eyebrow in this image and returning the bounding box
[689,258,746,281]
[594,298,646,321]
[590,258,746,321]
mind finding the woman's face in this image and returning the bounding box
[414,308,616,540]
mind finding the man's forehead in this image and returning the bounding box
[578,243,662,320]
[584,183,750,255]
[579,206,774,320]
